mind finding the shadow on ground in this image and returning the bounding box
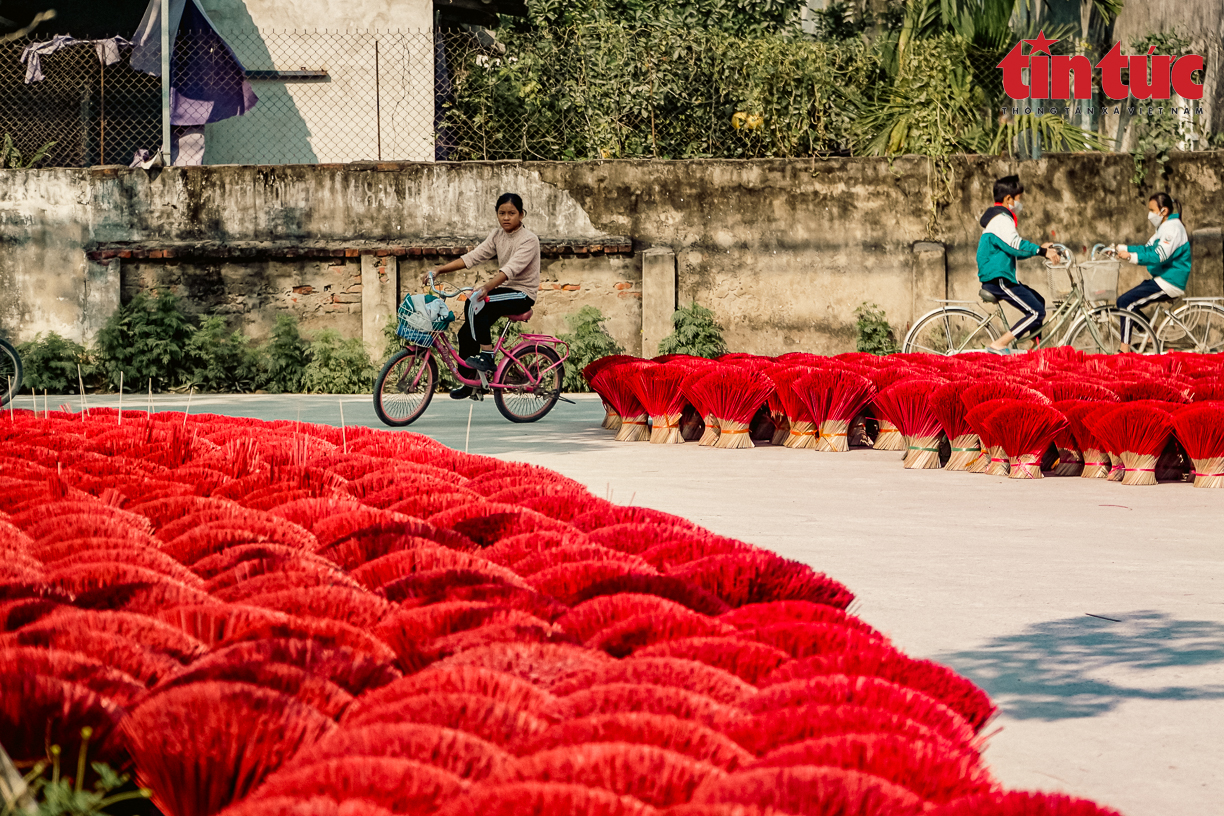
[941,611,1224,721]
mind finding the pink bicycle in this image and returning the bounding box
[373,273,570,426]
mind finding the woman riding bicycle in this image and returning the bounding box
[426,192,541,399]
[1114,192,1191,353]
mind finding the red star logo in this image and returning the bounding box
[1024,30,1059,55]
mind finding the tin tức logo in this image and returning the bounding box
[997,31,1204,102]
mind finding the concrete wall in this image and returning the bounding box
[2,154,1223,356]
[200,0,435,164]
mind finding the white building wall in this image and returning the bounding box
[198,0,435,164]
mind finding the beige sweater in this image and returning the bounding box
[461,225,541,297]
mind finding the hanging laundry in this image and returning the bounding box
[20,35,132,84]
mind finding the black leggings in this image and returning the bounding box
[458,287,535,364]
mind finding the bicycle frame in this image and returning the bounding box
[420,331,570,390]
[983,282,1098,350]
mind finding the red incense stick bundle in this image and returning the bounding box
[681,367,722,446]
[1092,404,1175,486]
[985,403,1068,479]
[591,364,651,443]
[634,364,692,445]
[1172,403,1224,488]
[765,366,818,449]
[794,370,875,453]
[689,369,775,450]
[872,380,945,469]
[930,382,978,471]
[1062,402,1115,479]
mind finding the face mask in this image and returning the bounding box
[1148,211,1164,228]
[1011,200,1023,214]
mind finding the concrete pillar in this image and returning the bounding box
[641,247,676,358]
[81,258,121,343]
[911,242,947,325]
[362,254,398,358]
[1189,228,1223,298]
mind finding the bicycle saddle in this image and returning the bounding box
[507,310,533,322]
[979,288,999,304]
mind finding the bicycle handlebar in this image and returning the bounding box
[1044,243,1073,269]
[428,270,477,300]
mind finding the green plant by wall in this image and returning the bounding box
[0,133,55,169]
[186,317,263,393]
[301,330,375,394]
[3,727,152,816]
[658,301,727,358]
[16,333,93,393]
[854,301,899,355]
[258,314,310,394]
[558,305,624,391]
[94,291,196,392]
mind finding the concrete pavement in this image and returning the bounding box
[17,391,1223,816]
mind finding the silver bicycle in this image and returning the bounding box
[903,245,1159,355]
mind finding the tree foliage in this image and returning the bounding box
[558,305,624,391]
[657,301,727,358]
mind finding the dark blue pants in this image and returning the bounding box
[1117,279,1173,345]
[459,287,534,362]
[982,279,1046,340]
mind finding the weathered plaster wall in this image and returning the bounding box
[2,154,1223,356]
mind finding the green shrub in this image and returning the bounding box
[94,291,196,392]
[17,332,93,393]
[854,301,899,355]
[657,301,727,358]
[302,329,375,394]
[559,305,623,391]
[5,727,152,816]
[186,316,263,393]
[258,314,310,393]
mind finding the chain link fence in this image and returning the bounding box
[1,25,1220,169]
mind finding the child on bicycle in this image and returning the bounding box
[976,175,1061,353]
[426,192,541,399]
[1114,192,1191,353]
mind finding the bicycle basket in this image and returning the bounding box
[397,293,454,347]
[1046,264,1076,302]
[1077,260,1120,304]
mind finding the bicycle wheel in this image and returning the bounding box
[0,338,22,408]
[494,344,563,423]
[373,347,437,427]
[902,307,998,355]
[1156,303,1224,354]
[1063,307,1160,354]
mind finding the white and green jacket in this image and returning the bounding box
[976,205,1042,284]
[1127,213,1191,296]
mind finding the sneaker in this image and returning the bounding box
[449,385,475,400]
[985,347,1012,355]
[465,351,496,372]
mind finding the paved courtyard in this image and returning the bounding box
[22,391,1224,816]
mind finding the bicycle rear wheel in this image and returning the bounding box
[373,347,437,427]
[902,307,998,355]
[494,344,563,423]
[1156,303,1224,353]
[0,338,22,408]
[1064,307,1159,354]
